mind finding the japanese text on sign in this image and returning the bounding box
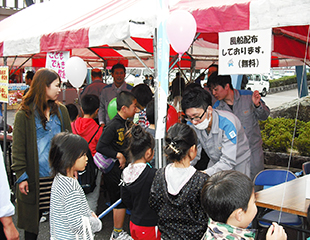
[0,66,9,103]
[219,29,271,75]
[46,51,70,81]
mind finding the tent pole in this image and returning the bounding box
[122,40,154,75]
[153,29,161,169]
[10,56,17,71]
[3,57,7,176]
[9,55,34,78]
[169,54,183,71]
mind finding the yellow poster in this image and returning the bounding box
[0,67,9,103]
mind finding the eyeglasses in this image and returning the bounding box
[185,108,207,122]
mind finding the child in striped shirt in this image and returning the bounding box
[49,132,102,240]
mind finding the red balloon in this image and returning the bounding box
[166,105,178,132]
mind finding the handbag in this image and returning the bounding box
[93,152,115,174]
[75,216,93,240]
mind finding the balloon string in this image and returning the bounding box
[277,24,310,224]
[178,55,182,122]
[76,87,80,104]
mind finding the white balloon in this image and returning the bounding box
[65,56,87,88]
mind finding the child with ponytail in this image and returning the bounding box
[149,123,209,240]
[120,125,161,240]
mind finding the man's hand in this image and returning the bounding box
[116,152,126,169]
[1,216,19,240]
[252,90,261,107]
[19,180,29,195]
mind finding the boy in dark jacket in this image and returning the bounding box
[97,91,136,240]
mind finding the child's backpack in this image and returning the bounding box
[77,125,101,194]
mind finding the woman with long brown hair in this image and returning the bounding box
[12,68,72,240]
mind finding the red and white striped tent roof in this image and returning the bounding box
[0,0,310,70]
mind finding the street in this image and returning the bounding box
[261,88,302,109]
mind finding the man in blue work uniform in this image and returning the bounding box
[181,87,251,177]
[208,72,270,179]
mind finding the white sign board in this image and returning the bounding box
[46,51,70,81]
[219,29,271,75]
[306,177,310,199]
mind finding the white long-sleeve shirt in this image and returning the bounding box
[0,148,15,218]
[50,173,102,240]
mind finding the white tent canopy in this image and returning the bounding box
[0,0,310,69]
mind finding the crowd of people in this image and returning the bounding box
[2,63,292,240]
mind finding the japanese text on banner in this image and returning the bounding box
[0,66,9,103]
[46,51,70,81]
[219,29,271,75]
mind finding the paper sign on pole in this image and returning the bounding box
[219,29,271,75]
[46,51,70,81]
[0,66,9,103]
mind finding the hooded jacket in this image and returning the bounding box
[71,117,103,156]
[120,163,158,226]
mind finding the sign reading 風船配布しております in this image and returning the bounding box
[218,29,271,75]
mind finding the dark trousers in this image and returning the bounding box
[25,231,37,240]
[24,210,44,240]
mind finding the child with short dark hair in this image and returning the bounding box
[72,94,103,213]
[96,91,137,240]
[120,125,160,240]
[131,83,153,128]
[201,170,287,240]
[49,132,102,240]
[66,103,79,122]
[72,94,102,159]
[149,123,209,240]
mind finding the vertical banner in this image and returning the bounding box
[46,51,70,81]
[0,66,9,103]
[155,0,169,140]
[219,29,271,75]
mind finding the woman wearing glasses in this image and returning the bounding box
[181,87,251,177]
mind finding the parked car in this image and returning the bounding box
[245,74,270,97]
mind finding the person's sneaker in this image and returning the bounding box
[110,230,133,240]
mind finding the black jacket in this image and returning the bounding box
[96,113,132,159]
[121,164,158,226]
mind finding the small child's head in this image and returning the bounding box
[164,123,197,163]
[201,170,257,228]
[117,91,137,119]
[49,132,89,177]
[81,94,99,117]
[146,99,154,125]
[66,103,79,122]
[131,83,153,109]
[126,124,155,162]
